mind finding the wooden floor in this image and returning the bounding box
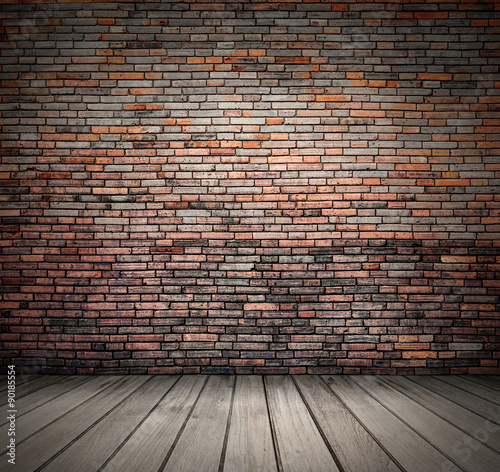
[1,375,499,472]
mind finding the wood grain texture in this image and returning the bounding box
[410,376,500,424]
[163,375,235,472]
[352,376,500,472]
[265,376,340,472]
[1,374,499,472]
[11,376,149,472]
[322,375,459,472]
[101,376,206,472]
[380,376,500,453]
[0,374,9,391]
[0,375,64,407]
[2,375,42,390]
[466,376,500,392]
[43,376,179,472]
[435,376,500,405]
[223,376,277,472]
[1,376,90,427]
[0,375,121,445]
[294,375,400,472]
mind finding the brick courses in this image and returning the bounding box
[0,0,499,374]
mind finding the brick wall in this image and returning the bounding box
[1,0,499,374]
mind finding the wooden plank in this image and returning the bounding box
[294,375,400,472]
[0,375,90,427]
[163,375,234,472]
[478,375,500,385]
[0,375,65,407]
[11,376,149,472]
[466,376,500,392]
[101,376,206,472]
[265,376,340,472]
[410,376,500,424]
[14,374,50,385]
[481,375,500,383]
[322,375,459,471]
[223,376,278,472]
[43,376,179,472]
[352,376,500,472]
[0,375,121,443]
[436,376,500,405]
[15,375,63,393]
[380,376,500,454]
[0,375,39,392]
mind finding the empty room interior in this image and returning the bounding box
[0,0,499,471]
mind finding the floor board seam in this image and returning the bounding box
[0,376,65,406]
[0,376,91,427]
[434,376,500,406]
[349,376,469,472]
[291,375,346,472]
[460,375,500,393]
[319,376,407,472]
[5,375,499,472]
[405,377,500,427]
[33,376,154,472]
[0,375,39,394]
[263,376,284,472]
[97,375,182,472]
[380,377,500,454]
[157,376,209,472]
[0,376,125,457]
[218,375,237,472]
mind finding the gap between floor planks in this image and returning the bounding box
[1,375,499,472]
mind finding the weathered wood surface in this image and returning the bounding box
[0,376,89,427]
[380,376,500,453]
[12,376,148,472]
[0,375,64,407]
[353,376,500,472]
[101,376,204,472]
[0,375,122,454]
[223,376,277,472]
[294,375,400,472]
[0,375,497,472]
[265,376,340,472]
[163,375,234,472]
[322,375,459,472]
[466,375,500,392]
[436,375,500,405]
[47,376,179,472]
[409,375,500,424]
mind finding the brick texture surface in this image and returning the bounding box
[0,0,499,374]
